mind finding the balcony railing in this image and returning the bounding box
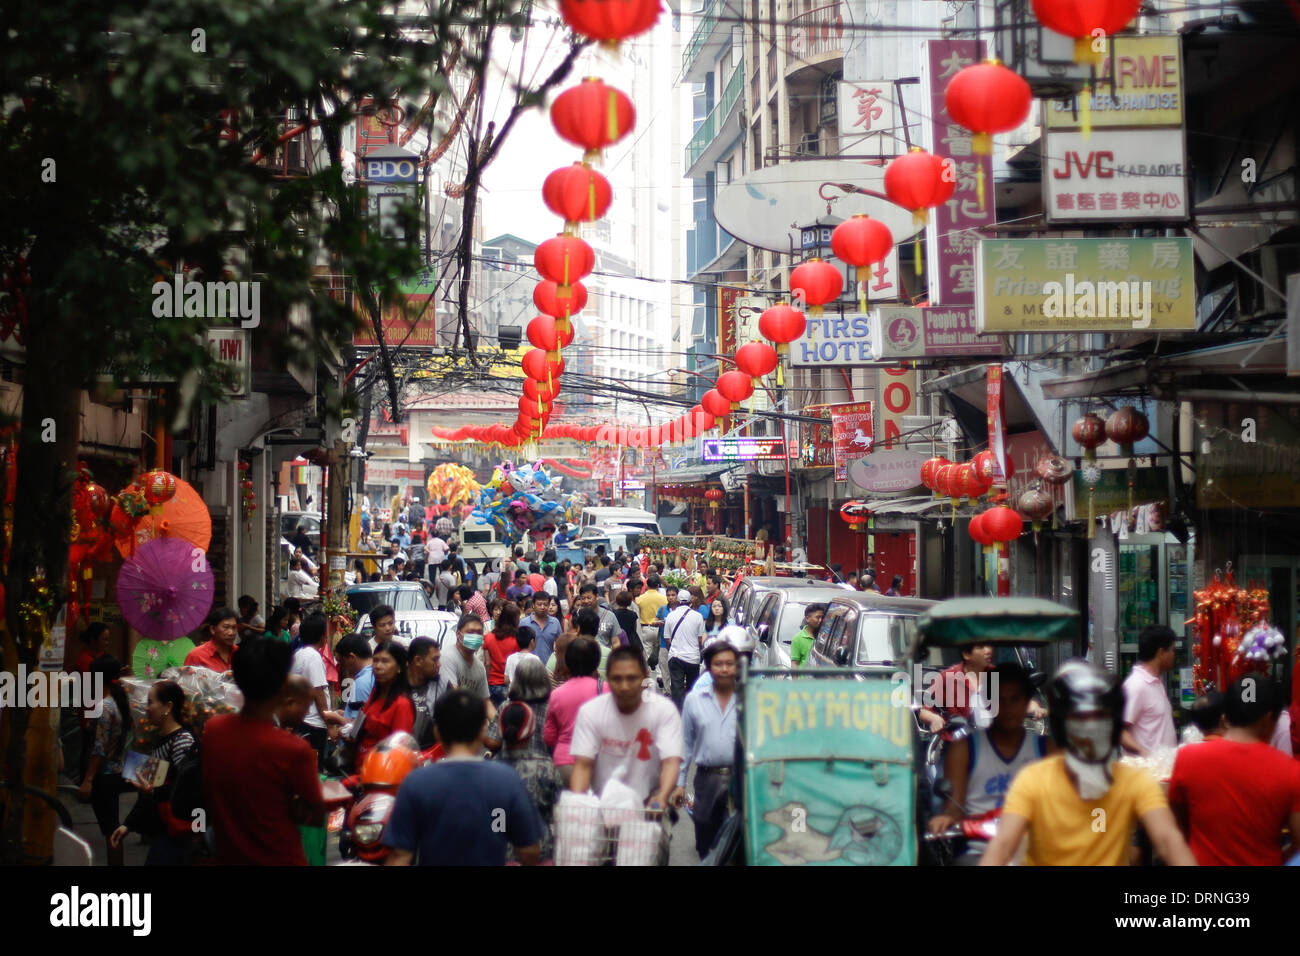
[787,2,846,61]
[681,0,723,76]
[685,60,744,173]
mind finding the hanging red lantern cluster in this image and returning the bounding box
[734,341,778,387]
[551,77,636,163]
[542,163,613,233]
[982,505,1024,543]
[239,460,257,523]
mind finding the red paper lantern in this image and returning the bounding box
[944,60,1033,155]
[884,148,956,225]
[789,258,844,318]
[1031,0,1141,64]
[920,455,950,491]
[85,482,111,518]
[1104,406,1149,454]
[969,511,993,549]
[840,499,871,532]
[830,215,894,305]
[521,377,561,404]
[757,305,807,355]
[983,505,1024,543]
[141,470,177,506]
[705,489,725,509]
[701,389,731,419]
[534,235,595,289]
[542,163,613,228]
[934,463,956,498]
[534,280,588,320]
[521,348,564,382]
[973,448,1014,485]
[1072,412,1108,461]
[550,78,636,160]
[558,0,661,44]
[715,370,755,410]
[526,315,575,352]
[1018,486,1055,530]
[734,342,778,384]
[691,406,716,433]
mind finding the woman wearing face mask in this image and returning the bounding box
[979,660,1196,867]
[109,681,197,865]
[355,641,415,765]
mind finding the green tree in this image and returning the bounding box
[0,0,526,863]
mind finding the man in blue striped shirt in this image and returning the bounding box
[671,639,740,859]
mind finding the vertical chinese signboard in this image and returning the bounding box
[923,39,994,307]
[831,401,874,481]
[987,365,1008,483]
[718,287,740,357]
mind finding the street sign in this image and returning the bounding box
[701,437,787,461]
[205,328,251,397]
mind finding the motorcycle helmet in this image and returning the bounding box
[719,624,755,655]
[1045,660,1123,754]
[359,732,420,787]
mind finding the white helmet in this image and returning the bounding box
[719,624,754,654]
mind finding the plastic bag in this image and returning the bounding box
[554,791,602,867]
[598,769,642,829]
[121,665,244,751]
[615,820,662,867]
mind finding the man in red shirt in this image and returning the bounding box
[202,637,324,865]
[1168,676,1300,866]
[184,607,239,673]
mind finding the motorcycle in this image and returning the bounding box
[336,732,443,864]
[924,805,1003,866]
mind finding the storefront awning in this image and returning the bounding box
[921,364,1041,441]
[653,462,728,484]
[867,495,949,517]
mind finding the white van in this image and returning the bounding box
[578,507,661,535]
[456,518,509,565]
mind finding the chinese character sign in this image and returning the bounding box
[831,401,874,481]
[924,40,994,306]
[837,80,901,155]
[803,406,835,467]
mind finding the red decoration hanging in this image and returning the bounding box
[701,389,732,419]
[542,163,613,230]
[141,470,178,507]
[715,370,755,410]
[944,60,1033,156]
[757,305,807,353]
[558,0,662,45]
[1017,485,1054,531]
[830,215,894,311]
[1031,0,1141,65]
[789,258,843,318]
[526,315,575,353]
[969,511,993,553]
[734,342,778,386]
[521,348,564,382]
[884,148,956,226]
[1104,405,1149,456]
[534,235,595,290]
[920,455,950,494]
[840,499,871,532]
[983,505,1024,543]
[1072,412,1108,462]
[534,280,588,320]
[550,78,636,161]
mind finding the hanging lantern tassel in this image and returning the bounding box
[588,176,598,221]
[1080,84,1092,140]
[914,239,922,277]
[1127,459,1137,513]
[1087,484,1096,539]
[776,359,785,388]
[856,265,868,313]
[607,89,620,147]
[976,163,986,211]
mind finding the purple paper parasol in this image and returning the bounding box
[116,536,215,641]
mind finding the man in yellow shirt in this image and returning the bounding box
[634,573,668,665]
[981,661,1196,867]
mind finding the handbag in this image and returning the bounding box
[328,711,367,776]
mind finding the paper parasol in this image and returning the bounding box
[116,536,215,641]
[114,475,212,558]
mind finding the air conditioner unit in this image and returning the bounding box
[1236,245,1300,320]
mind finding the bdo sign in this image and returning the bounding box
[362,145,418,183]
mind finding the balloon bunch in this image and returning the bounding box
[426,462,480,509]
[1192,571,1271,694]
[468,462,567,546]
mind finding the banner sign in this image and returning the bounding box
[975,237,1197,333]
[1045,36,1183,130]
[878,368,915,450]
[802,405,835,467]
[923,39,994,306]
[355,268,440,347]
[1069,467,1167,517]
[871,305,1006,360]
[204,328,252,397]
[790,314,875,367]
[848,448,929,495]
[987,365,1007,484]
[701,437,788,462]
[1045,128,1187,223]
[831,401,874,481]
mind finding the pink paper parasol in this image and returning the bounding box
[116,536,215,641]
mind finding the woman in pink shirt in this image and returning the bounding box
[544,636,604,787]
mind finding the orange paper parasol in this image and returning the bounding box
[114,475,212,558]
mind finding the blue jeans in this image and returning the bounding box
[489,684,509,708]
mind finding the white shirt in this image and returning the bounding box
[570,693,683,801]
[664,604,707,665]
[290,646,328,729]
[428,538,449,565]
[504,650,527,688]
[286,568,318,598]
[543,577,557,598]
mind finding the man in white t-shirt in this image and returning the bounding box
[663,588,707,711]
[427,535,449,569]
[569,645,683,807]
[289,613,345,770]
[286,558,319,599]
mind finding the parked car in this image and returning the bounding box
[345,581,434,619]
[354,609,460,651]
[748,585,852,669]
[577,507,661,534]
[806,591,936,669]
[727,575,840,629]
[281,511,322,551]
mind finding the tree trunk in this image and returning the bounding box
[1,240,83,864]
